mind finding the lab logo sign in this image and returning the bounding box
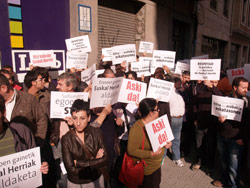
[11,50,66,82]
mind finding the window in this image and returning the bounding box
[223,0,229,17]
[210,0,217,10]
[248,3,250,27]
[242,0,247,24]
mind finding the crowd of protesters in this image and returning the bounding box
[0,54,249,188]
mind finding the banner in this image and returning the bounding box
[138,41,154,54]
[102,48,112,62]
[190,59,221,80]
[66,52,88,69]
[117,78,147,104]
[153,50,176,68]
[50,92,89,118]
[130,61,151,77]
[81,64,96,84]
[0,147,42,188]
[175,61,190,74]
[211,95,244,122]
[227,67,246,84]
[65,35,91,53]
[111,44,136,65]
[147,78,174,102]
[145,115,174,152]
[29,50,56,68]
[90,77,123,109]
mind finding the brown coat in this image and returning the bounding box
[11,90,48,140]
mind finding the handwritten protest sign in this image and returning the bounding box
[130,61,151,77]
[111,44,136,65]
[153,50,176,68]
[190,59,221,80]
[117,78,147,104]
[147,78,174,102]
[102,48,112,61]
[175,61,190,74]
[227,67,248,84]
[191,54,209,59]
[211,95,244,122]
[0,147,42,188]
[65,35,91,53]
[29,50,56,67]
[50,92,89,118]
[81,64,96,84]
[66,52,88,69]
[139,41,154,54]
[90,77,123,109]
[145,115,174,152]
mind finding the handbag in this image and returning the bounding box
[118,127,146,188]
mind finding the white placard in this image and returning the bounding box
[111,44,136,65]
[29,50,56,67]
[102,48,112,62]
[81,64,96,84]
[147,78,174,102]
[90,77,123,109]
[126,103,138,114]
[117,79,147,104]
[191,54,209,59]
[139,41,154,54]
[66,52,88,69]
[227,67,246,84]
[145,115,174,152]
[95,69,105,78]
[130,61,151,77]
[211,95,244,122]
[0,147,42,188]
[175,61,190,74]
[153,50,176,68]
[190,59,221,80]
[50,92,89,118]
[65,35,91,53]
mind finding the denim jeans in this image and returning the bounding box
[171,116,183,160]
[217,135,243,188]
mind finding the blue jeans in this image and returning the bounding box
[171,117,183,160]
[217,135,243,188]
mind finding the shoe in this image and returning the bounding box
[211,180,223,187]
[191,164,200,171]
[174,159,184,167]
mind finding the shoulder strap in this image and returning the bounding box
[122,105,130,132]
[141,127,145,150]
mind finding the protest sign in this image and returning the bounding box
[175,61,190,74]
[81,64,96,84]
[102,48,112,61]
[211,95,244,122]
[139,41,154,54]
[90,77,123,109]
[65,35,91,53]
[95,69,105,78]
[153,50,176,68]
[130,61,151,77]
[29,50,56,68]
[147,78,174,102]
[190,59,221,80]
[145,115,174,152]
[0,147,42,188]
[66,51,88,69]
[111,44,136,65]
[226,67,245,84]
[117,78,147,104]
[191,54,209,59]
[50,92,89,118]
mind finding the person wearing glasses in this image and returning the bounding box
[127,98,172,188]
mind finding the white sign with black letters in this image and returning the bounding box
[81,64,96,84]
[66,52,88,69]
[153,50,176,68]
[111,44,136,65]
[139,41,154,54]
[65,35,91,53]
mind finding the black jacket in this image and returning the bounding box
[61,125,107,184]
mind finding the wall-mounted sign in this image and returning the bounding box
[78,4,92,32]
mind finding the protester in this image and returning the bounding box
[0,69,22,90]
[61,99,108,187]
[127,98,172,188]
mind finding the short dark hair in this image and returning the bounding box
[182,71,190,76]
[0,74,12,91]
[71,99,90,116]
[24,70,41,89]
[32,67,50,82]
[139,98,157,118]
[58,72,77,91]
[103,68,115,78]
[2,65,13,73]
[0,94,5,114]
[126,71,137,80]
[232,77,249,88]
